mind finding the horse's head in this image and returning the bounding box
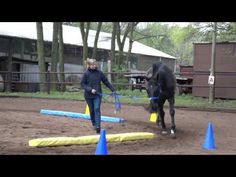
[146,76,161,113]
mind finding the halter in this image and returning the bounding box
[149,83,162,101]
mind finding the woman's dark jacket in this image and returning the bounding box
[81,68,115,98]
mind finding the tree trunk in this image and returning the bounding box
[209,22,217,104]
[92,22,102,59]
[126,38,133,72]
[111,22,117,64]
[58,22,65,92]
[108,22,117,83]
[36,22,47,92]
[51,22,59,91]
[118,50,124,67]
[6,38,13,92]
[80,22,90,69]
[116,22,132,69]
[126,22,138,71]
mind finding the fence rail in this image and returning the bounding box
[0,71,236,94]
[1,71,236,75]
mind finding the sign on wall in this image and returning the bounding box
[208,75,215,85]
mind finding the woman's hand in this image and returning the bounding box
[91,89,96,94]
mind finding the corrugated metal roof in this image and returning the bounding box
[0,22,176,59]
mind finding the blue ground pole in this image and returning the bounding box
[40,109,125,123]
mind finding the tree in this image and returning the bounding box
[79,22,90,69]
[6,38,13,92]
[110,22,117,64]
[100,22,113,33]
[108,22,117,83]
[51,22,59,91]
[135,23,172,53]
[135,23,200,65]
[36,22,47,92]
[193,22,230,42]
[126,22,139,71]
[170,25,199,65]
[216,22,236,41]
[209,22,217,104]
[92,22,102,59]
[116,22,132,68]
[58,22,65,92]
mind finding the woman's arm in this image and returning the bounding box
[80,72,92,92]
[101,72,115,92]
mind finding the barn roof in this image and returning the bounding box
[0,22,176,59]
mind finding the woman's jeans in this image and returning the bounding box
[85,95,102,129]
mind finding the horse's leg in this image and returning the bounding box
[157,115,161,126]
[157,108,161,126]
[168,97,176,135]
[157,100,167,134]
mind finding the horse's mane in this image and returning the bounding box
[151,62,176,96]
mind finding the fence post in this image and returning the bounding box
[107,60,111,83]
[46,70,50,94]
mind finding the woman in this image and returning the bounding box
[81,58,115,133]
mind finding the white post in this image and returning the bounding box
[107,60,111,83]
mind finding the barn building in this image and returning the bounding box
[0,22,176,92]
[193,42,236,99]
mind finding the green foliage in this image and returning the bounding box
[135,23,197,65]
[169,25,199,65]
[175,94,236,110]
[1,92,236,110]
[0,91,84,100]
[111,64,129,90]
[135,22,236,66]
[218,22,236,41]
[193,22,236,42]
[136,23,174,55]
[64,22,236,68]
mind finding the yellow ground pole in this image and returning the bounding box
[29,132,155,147]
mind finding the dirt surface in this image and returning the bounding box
[0,97,236,155]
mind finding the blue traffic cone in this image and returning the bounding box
[95,129,108,155]
[202,122,216,150]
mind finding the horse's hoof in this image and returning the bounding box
[170,129,175,134]
[161,130,168,135]
[170,129,176,139]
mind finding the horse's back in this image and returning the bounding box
[156,63,176,97]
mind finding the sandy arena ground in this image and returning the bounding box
[0,97,236,155]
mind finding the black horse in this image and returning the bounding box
[145,62,176,137]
